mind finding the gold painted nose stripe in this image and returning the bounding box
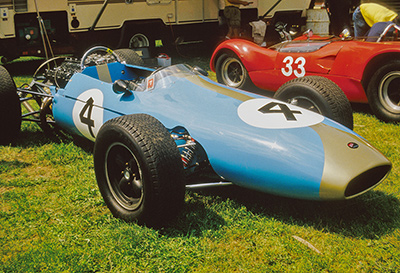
[312,123,390,200]
[96,64,112,83]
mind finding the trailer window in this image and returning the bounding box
[14,0,28,12]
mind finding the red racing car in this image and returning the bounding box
[210,25,400,122]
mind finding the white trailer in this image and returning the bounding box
[0,0,312,61]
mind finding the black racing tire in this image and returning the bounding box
[274,76,354,129]
[114,48,144,66]
[93,114,185,226]
[0,65,21,145]
[215,52,257,91]
[367,60,400,122]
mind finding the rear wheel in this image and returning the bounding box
[94,114,185,225]
[0,65,21,145]
[274,76,354,129]
[114,48,144,66]
[367,60,400,122]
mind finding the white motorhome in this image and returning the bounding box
[0,0,312,61]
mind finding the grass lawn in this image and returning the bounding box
[1,57,400,272]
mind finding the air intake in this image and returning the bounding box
[345,165,392,198]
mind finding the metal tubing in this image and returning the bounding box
[185,181,233,189]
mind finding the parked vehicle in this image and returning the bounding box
[210,24,400,122]
[0,47,391,225]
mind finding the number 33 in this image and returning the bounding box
[281,56,306,78]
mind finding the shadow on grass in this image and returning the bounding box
[12,126,94,153]
[3,59,45,76]
[9,128,225,236]
[8,127,397,240]
[161,194,227,237]
[187,185,400,239]
[15,129,70,147]
[352,103,374,116]
[0,159,31,174]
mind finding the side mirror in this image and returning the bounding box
[113,79,131,94]
[303,29,313,39]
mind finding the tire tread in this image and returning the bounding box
[275,76,353,129]
[94,114,184,225]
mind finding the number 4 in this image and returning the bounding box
[258,102,302,121]
[79,97,95,138]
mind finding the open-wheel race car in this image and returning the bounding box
[0,46,392,225]
[210,23,400,123]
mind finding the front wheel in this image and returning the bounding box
[274,76,354,129]
[0,65,21,145]
[94,114,185,225]
[215,53,257,91]
[367,60,400,122]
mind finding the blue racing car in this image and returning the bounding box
[0,47,392,225]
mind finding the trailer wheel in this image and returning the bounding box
[0,65,21,145]
[114,49,144,66]
[129,33,150,48]
[94,114,185,225]
[274,76,354,129]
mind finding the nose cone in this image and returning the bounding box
[313,123,392,200]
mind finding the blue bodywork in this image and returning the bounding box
[52,62,391,200]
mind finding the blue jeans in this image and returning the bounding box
[353,6,370,37]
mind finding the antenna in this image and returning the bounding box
[34,0,55,62]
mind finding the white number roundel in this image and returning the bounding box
[238,98,324,129]
[72,89,104,141]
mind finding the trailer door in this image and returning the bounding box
[176,0,219,23]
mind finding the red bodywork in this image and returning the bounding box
[210,38,400,103]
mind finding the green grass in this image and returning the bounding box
[1,60,400,272]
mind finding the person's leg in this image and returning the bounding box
[230,7,241,38]
[352,6,369,37]
[232,27,240,38]
[224,7,234,38]
[328,0,351,35]
[227,27,233,38]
